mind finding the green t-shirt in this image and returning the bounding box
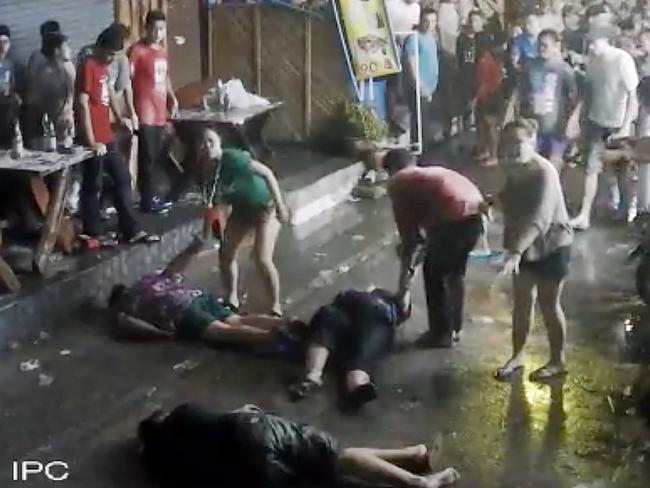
[219,149,272,209]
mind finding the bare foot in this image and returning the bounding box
[569,216,590,231]
[408,444,428,465]
[427,433,444,470]
[424,467,460,487]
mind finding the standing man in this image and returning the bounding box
[404,9,440,150]
[77,27,158,244]
[385,150,485,348]
[129,10,179,213]
[570,27,639,230]
[456,10,491,134]
[511,14,541,70]
[0,25,21,147]
[25,22,75,145]
[520,29,578,170]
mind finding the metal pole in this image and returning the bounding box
[415,31,422,155]
[331,0,361,100]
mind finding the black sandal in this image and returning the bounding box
[289,378,322,401]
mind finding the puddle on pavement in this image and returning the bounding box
[428,284,650,487]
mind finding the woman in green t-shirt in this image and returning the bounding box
[201,128,290,316]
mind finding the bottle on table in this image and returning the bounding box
[47,120,57,152]
[10,121,24,159]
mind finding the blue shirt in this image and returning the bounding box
[405,31,439,95]
[512,33,537,63]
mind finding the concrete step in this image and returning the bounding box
[0,151,371,346]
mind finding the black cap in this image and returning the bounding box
[96,25,123,51]
[0,25,10,38]
[40,20,61,36]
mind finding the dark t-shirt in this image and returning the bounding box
[333,289,401,327]
[520,58,577,134]
[140,403,341,487]
[456,32,491,93]
[563,28,588,56]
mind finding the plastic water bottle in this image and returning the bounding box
[10,121,24,159]
[47,120,57,152]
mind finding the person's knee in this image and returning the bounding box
[537,282,562,312]
[252,248,274,270]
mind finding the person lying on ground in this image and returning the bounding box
[289,287,408,408]
[138,402,459,488]
[108,235,305,353]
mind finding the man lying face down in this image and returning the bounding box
[108,236,305,353]
[138,402,459,488]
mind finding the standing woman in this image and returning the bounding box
[495,119,573,382]
[201,128,290,317]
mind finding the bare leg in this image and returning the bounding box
[304,343,330,384]
[345,445,427,468]
[484,115,499,166]
[201,319,272,346]
[253,213,282,315]
[497,271,536,375]
[219,215,253,308]
[339,448,459,488]
[231,313,286,331]
[571,171,599,230]
[531,277,568,380]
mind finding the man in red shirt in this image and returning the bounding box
[385,150,485,348]
[128,10,178,213]
[77,27,157,244]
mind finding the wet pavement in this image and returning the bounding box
[1,177,650,487]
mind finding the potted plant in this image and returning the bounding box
[337,101,388,153]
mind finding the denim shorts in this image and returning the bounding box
[582,121,618,175]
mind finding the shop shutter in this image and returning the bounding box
[0,0,114,63]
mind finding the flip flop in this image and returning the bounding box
[494,364,524,382]
[289,378,323,401]
[529,365,567,383]
[127,230,161,244]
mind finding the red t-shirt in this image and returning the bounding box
[128,40,169,126]
[76,57,112,144]
[388,165,484,241]
[475,51,503,102]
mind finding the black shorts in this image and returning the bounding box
[309,304,394,372]
[520,246,571,280]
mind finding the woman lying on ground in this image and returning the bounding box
[289,287,409,408]
[201,128,290,317]
[495,118,574,382]
[138,402,459,488]
[108,236,305,354]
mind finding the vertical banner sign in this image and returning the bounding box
[335,0,400,80]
